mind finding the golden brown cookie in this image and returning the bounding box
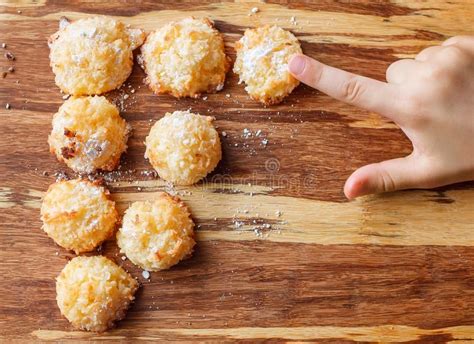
[140,17,229,98]
[48,96,131,174]
[41,179,118,254]
[117,193,195,271]
[145,110,222,185]
[233,25,302,105]
[56,256,138,332]
[49,16,145,95]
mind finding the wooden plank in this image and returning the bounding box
[0,1,473,342]
[30,325,474,342]
[3,241,474,340]
[2,183,474,246]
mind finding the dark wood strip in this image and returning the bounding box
[1,226,473,336]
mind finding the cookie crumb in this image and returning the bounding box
[5,103,11,110]
[59,16,70,30]
[5,52,15,61]
[243,128,251,138]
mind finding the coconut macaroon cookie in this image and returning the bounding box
[56,256,138,332]
[140,17,229,98]
[117,193,195,271]
[49,96,131,174]
[233,25,302,105]
[48,16,145,95]
[145,110,221,185]
[41,179,118,254]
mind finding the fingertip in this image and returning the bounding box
[343,179,356,200]
[288,54,307,77]
[343,166,377,200]
[343,174,364,200]
[344,179,356,201]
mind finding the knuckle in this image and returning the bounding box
[378,168,397,193]
[421,46,469,80]
[386,60,402,80]
[440,45,466,61]
[387,59,402,71]
[416,47,437,60]
[423,63,447,80]
[310,65,324,87]
[340,77,364,103]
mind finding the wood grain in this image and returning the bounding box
[0,1,473,342]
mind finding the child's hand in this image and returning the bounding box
[289,36,474,200]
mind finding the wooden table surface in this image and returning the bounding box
[1,1,473,342]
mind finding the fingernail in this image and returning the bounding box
[288,55,306,75]
[344,173,372,200]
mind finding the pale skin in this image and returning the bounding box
[288,35,474,200]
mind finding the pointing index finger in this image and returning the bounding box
[289,54,405,122]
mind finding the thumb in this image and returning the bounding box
[344,155,422,199]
